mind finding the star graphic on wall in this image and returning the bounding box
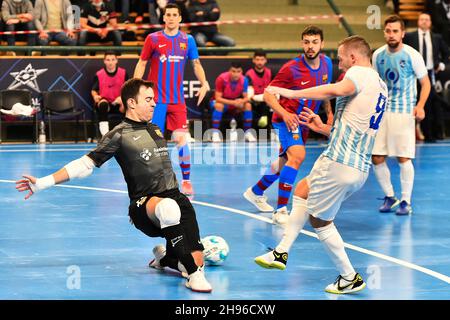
[8,64,48,92]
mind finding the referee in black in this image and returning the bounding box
[15,78,212,293]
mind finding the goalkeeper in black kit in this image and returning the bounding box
[15,78,212,293]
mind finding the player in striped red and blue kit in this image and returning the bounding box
[210,62,256,142]
[244,26,333,225]
[134,3,210,199]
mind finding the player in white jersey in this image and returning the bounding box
[372,15,431,215]
[253,35,388,294]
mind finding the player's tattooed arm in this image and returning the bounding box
[323,100,334,125]
[191,59,210,105]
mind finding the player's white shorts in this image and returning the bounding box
[306,155,368,221]
[372,111,416,159]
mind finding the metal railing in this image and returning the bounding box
[326,0,355,36]
[0,45,338,58]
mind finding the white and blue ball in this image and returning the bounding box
[201,235,229,265]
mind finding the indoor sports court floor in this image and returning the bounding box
[0,141,449,300]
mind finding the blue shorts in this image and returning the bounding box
[272,122,309,156]
[209,100,239,114]
[152,103,167,132]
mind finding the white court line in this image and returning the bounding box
[2,179,449,285]
[0,145,285,152]
[0,149,93,153]
[1,142,450,153]
[193,200,450,285]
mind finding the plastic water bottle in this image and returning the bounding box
[270,130,279,142]
[230,118,237,130]
[38,121,46,144]
[229,118,238,142]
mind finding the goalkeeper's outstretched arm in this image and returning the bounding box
[15,155,95,200]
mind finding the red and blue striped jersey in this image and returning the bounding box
[215,71,248,99]
[271,54,333,123]
[140,30,199,104]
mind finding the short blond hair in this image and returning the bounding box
[338,35,371,59]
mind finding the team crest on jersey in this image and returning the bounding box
[293,134,299,140]
[385,68,400,84]
[180,42,187,50]
[160,54,167,63]
[155,129,163,138]
[380,59,385,65]
[399,60,406,68]
[322,74,328,83]
[140,148,152,161]
[136,196,147,208]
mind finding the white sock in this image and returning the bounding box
[275,196,309,253]
[99,121,109,136]
[399,160,414,204]
[373,162,394,197]
[315,223,355,279]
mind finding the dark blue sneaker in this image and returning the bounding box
[395,200,412,215]
[379,196,400,213]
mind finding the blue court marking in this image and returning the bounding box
[1,142,449,299]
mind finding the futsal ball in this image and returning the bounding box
[201,235,229,265]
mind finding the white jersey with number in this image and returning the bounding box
[322,66,389,173]
[372,44,427,114]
